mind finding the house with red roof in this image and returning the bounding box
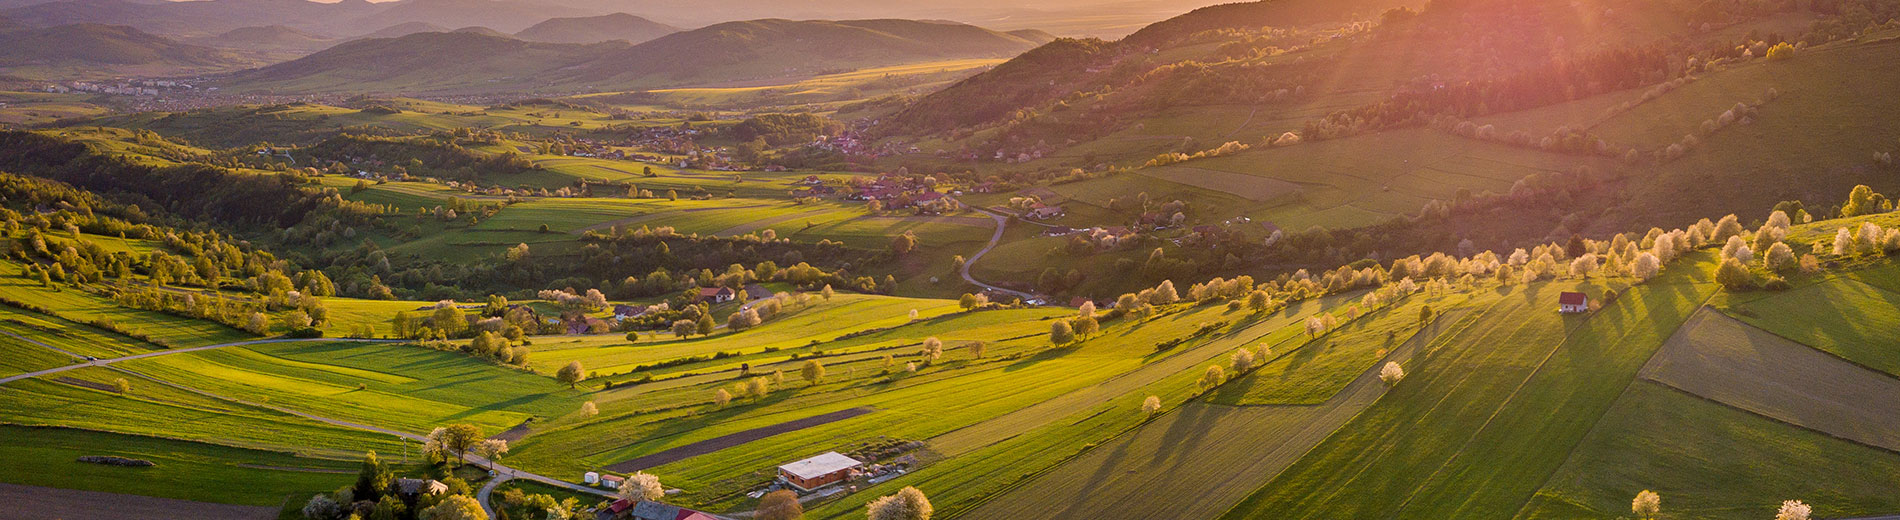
[1558,292,1589,313]
[697,287,736,304]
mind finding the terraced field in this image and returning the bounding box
[117,341,585,434]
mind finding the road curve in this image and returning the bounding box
[959,207,1036,301]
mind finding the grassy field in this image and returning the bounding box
[0,91,111,125]
[1591,37,1900,230]
[1047,128,1615,232]
[1209,291,1466,405]
[119,341,586,434]
[1518,382,1900,520]
[1218,255,1714,519]
[1641,308,1900,451]
[1717,276,1900,377]
[0,425,360,506]
[0,259,256,347]
[526,293,963,375]
[966,298,1486,520]
[0,332,79,376]
[508,297,1341,511]
[0,365,404,457]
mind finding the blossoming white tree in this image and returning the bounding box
[1379,362,1405,386]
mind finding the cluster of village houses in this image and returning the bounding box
[45,79,195,96]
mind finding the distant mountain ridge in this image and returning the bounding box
[0,22,238,66]
[513,12,679,44]
[188,24,336,53]
[221,31,619,93]
[221,18,1053,94]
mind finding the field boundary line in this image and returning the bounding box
[0,326,87,360]
[1724,278,1900,380]
[1283,293,1526,514]
[1643,379,1900,456]
[1401,285,1714,518]
[1503,302,1717,519]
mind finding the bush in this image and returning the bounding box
[1762,275,1791,291]
[284,326,324,338]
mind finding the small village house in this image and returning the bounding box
[777,452,863,492]
[1558,292,1589,314]
[697,287,736,304]
[600,474,625,489]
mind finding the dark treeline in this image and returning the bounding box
[0,130,375,228]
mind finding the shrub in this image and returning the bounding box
[285,326,324,338]
[1762,275,1791,291]
[1765,42,1796,60]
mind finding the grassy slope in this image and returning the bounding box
[0,366,403,457]
[1593,37,1900,231]
[0,425,359,506]
[1209,291,1465,405]
[0,260,255,347]
[1217,260,1706,519]
[1391,258,1718,517]
[118,341,584,435]
[1718,276,1900,377]
[1519,383,1900,519]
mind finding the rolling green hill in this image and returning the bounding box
[187,24,336,53]
[513,12,680,44]
[0,22,237,67]
[219,18,1053,94]
[219,31,628,94]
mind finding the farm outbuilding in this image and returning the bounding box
[395,478,447,497]
[777,452,862,491]
[601,474,625,489]
[1558,292,1589,313]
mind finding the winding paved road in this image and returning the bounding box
[958,207,1036,301]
